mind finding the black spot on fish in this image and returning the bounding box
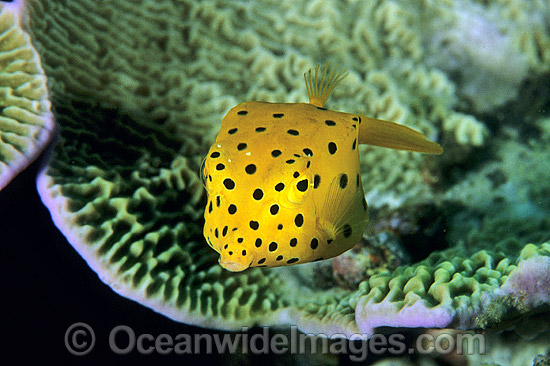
[276,255,283,261]
[310,238,319,250]
[269,242,278,252]
[216,163,225,171]
[294,154,301,158]
[228,251,233,255]
[352,117,359,122]
[290,238,297,247]
[303,148,313,156]
[286,159,295,164]
[245,164,256,174]
[343,224,352,238]
[237,142,247,151]
[287,129,299,136]
[271,149,282,157]
[258,258,266,264]
[356,174,360,187]
[317,107,327,110]
[273,113,284,118]
[255,238,262,247]
[253,188,264,200]
[306,161,311,169]
[325,120,336,126]
[314,174,321,189]
[250,221,259,230]
[339,174,348,189]
[237,238,243,243]
[293,171,299,178]
[222,226,228,237]
[327,239,333,245]
[352,139,356,150]
[242,250,247,256]
[256,127,266,132]
[275,183,285,191]
[216,196,221,207]
[270,204,279,215]
[278,224,283,230]
[210,151,220,158]
[237,110,248,115]
[295,213,304,227]
[287,258,299,264]
[296,179,308,192]
[223,178,235,190]
[328,142,337,154]
[208,201,213,213]
[224,244,228,249]
[362,199,367,211]
[228,128,238,134]
[214,228,219,238]
[228,204,237,215]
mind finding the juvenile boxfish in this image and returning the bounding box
[201,65,442,272]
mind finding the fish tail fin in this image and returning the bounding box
[358,115,443,155]
[304,64,348,108]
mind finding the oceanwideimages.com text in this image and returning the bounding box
[65,323,486,361]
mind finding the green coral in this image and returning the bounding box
[23,0,501,209]
[0,3,54,190]
[444,136,550,248]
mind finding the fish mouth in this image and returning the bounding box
[219,257,251,272]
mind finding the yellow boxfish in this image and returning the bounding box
[202,65,442,272]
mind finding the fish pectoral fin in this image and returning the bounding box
[358,115,443,155]
[318,175,368,242]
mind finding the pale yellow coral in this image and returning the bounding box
[0,2,54,189]
[443,112,489,146]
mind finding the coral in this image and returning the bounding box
[425,0,550,113]
[444,135,550,248]
[499,255,550,309]
[20,0,494,210]
[354,242,550,337]
[442,112,488,146]
[0,1,54,190]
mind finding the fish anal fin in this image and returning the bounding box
[304,64,348,108]
[358,115,443,155]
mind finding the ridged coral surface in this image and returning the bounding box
[0,1,54,190]
[1,0,549,351]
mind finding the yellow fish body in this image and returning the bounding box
[202,65,442,272]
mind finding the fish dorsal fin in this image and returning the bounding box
[304,64,348,108]
[317,174,368,243]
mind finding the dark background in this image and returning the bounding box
[0,156,229,363]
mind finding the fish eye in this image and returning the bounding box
[277,156,312,208]
[287,173,311,204]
